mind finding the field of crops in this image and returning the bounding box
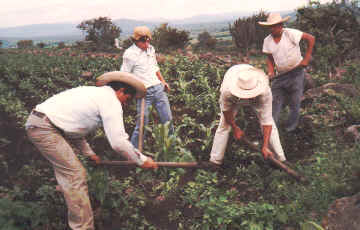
[1,47,360,230]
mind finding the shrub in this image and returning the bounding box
[57,42,66,49]
[77,16,122,51]
[196,31,218,50]
[294,1,360,73]
[36,42,46,48]
[121,37,133,50]
[17,40,33,49]
[152,23,190,52]
[229,10,268,55]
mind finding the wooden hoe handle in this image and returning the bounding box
[99,160,203,168]
[241,136,308,183]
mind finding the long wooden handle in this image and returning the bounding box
[241,136,308,183]
[99,160,202,168]
[138,98,145,152]
[267,156,307,183]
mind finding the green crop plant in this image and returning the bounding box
[148,121,195,164]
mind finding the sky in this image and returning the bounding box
[1,0,334,28]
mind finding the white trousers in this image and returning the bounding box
[210,109,286,165]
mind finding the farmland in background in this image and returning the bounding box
[1,1,360,229]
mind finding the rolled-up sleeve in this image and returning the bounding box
[99,94,147,165]
[256,86,273,125]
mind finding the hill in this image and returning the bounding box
[0,10,294,47]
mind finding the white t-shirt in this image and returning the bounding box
[219,64,273,126]
[262,28,303,73]
[121,44,161,88]
[35,86,147,165]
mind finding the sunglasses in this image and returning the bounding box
[137,36,151,42]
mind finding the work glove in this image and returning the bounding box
[140,157,158,169]
[89,154,101,164]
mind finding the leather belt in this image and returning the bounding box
[31,110,65,135]
[274,66,303,79]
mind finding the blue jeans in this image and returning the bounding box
[271,68,305,131]
[131,83,173,148]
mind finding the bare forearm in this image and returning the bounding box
[303,33,316,62]
[262,125,272,149]
[266,55,275,77]
[156,71,166,83]
[223,110,237,129]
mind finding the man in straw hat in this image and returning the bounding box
[120,25,173,149]
[25,71,157,230]
[259,13,315,132]
[209,64,286,166]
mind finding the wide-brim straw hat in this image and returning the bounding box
[258,13,290,26]
[96,71,146,98]
[229,68,268,99]
[131,26,152,40]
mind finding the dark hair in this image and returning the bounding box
[108,81,136,96]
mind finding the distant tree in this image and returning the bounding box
[57,42,66,49]
[37,42,46,48]
[17,40,33,49]
[122,37,133,50]
[197,31,217,49]
[0,41,2,48]
[152,23,190,52]
[229,10,268,54]
[77,17,121,50]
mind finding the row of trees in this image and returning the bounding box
[12,0,360,67]
[14,40,66,49]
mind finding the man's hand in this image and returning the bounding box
[163,82,171,92]
[95,80,107,87]
[89,155,101,164]
[262,146,274,160]
[299,59,310,67]
[233,126,244,140]
[268,72,275,79]
[140,157,158,169]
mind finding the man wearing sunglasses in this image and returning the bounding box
[120,26,173,148]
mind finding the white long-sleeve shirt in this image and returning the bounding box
[35,86,147,165]
[120,44,161,88]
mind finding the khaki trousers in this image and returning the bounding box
[210,109,286,165]
[26,114,94,230]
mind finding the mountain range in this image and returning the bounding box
[0,10,294,47]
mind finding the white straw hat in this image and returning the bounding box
[258,13,290,26]
[96,71,146,98]
[229,68,268,99]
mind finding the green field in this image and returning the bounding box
[1,46,360,229]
